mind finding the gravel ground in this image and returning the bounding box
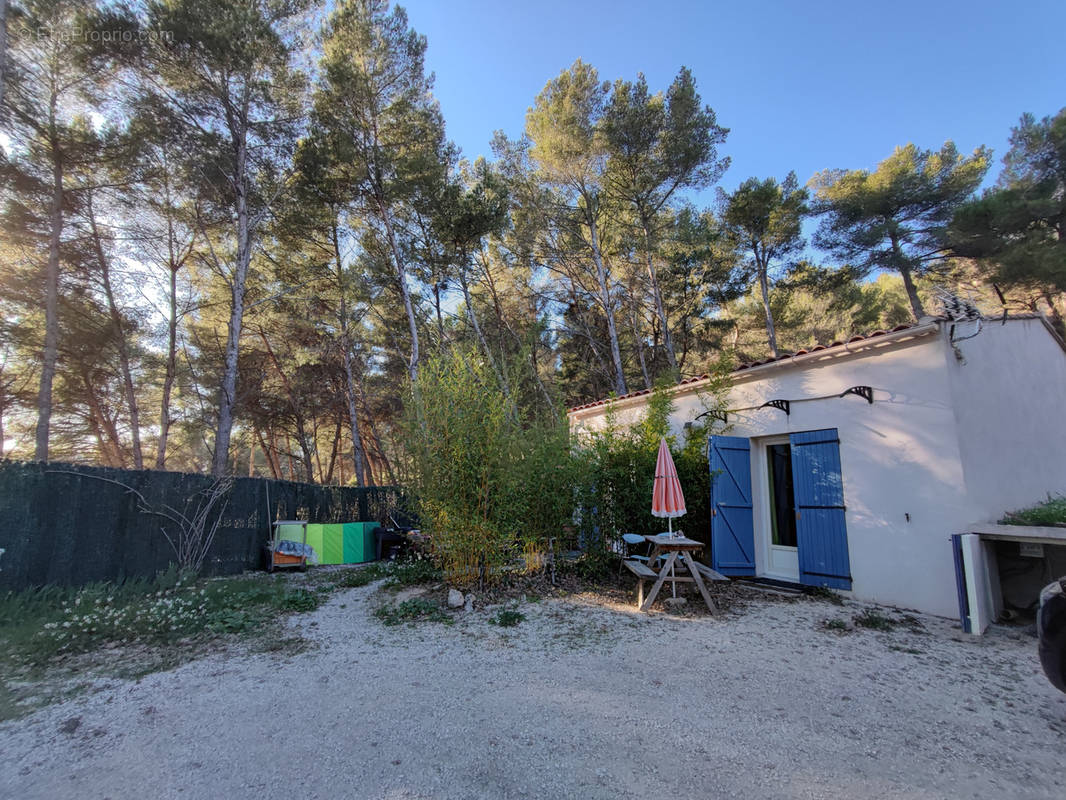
[1,583,1064,800]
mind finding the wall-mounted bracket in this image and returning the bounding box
[760,399,790,416]
[839,385,874,404]
[693,409,729,425]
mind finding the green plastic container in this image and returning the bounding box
[342,522,375,563]
[322,524,344,565]
[301,524,322,564]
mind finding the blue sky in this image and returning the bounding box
[401,0,1066,202]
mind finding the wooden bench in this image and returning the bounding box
[623,559,658,607]
[691,561,729,582]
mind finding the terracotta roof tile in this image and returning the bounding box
[567,320,928,412]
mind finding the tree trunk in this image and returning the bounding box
[35,101,63,462]
[756,254,779,358]
[212,91,252,477]
[898,264,925,320]
[433,282,446,347]
[628,303,652,390]
[376,195,420,384]
[587,209,627,396]
[299,437,314,484]
[324,417,341,485]
[332,221,366,486]
[890,232,926,319]
[642,222,677,374]
[0,0,7,110]
[358,371,396,485]
[257,427,280,479]
[459,266,510,401]
[157,262,178,469]
[478,248,554,407]
[1042,291,1064,334]
[267,427,282,479]
[257,328,314,483]
[156,162,187,470]
[87,193,143,468]
[83,373,125,467]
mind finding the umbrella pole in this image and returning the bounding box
[669,518,676,598]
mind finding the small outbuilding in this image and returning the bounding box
[568,314,1066,620]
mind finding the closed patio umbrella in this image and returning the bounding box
[652,438,686,597]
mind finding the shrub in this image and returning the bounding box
[489,609,525,627]
[383,554,442,588]
[574,370,730,556]
[403,349,730,588]
[1000,495,1066,527]
[404,350,579,588]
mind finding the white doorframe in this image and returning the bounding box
[753,435,801,582]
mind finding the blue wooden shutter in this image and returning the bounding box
[709,435,755,575]
[789,429,852,590]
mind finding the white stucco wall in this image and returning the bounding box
[945,317,1066,520]
[569,325,1002,617]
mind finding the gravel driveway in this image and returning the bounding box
[2,583,1064,800]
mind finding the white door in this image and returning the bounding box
[759,437,800,582]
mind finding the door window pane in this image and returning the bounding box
[767,444,798,547]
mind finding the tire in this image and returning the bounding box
[1037,579,1066,694]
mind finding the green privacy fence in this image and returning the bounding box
[0,460,410,591]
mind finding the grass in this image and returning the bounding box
[808,586,844,605]
[0,553,490,719]
[374,597,453,627]
[1000,495,1066,527]
[0,565,345,720]
[853,609,897,631]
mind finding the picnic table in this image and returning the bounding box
[622,534,727,613]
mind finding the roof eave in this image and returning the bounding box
[567,321,941,419]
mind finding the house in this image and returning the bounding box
[567,314,1066,619]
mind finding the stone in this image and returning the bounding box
[664,596,687,610]
[447,588,464,608]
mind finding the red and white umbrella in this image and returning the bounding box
[652,437,686,528]
[652,438,686,598]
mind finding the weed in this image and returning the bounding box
[490,609,525,627]
[853,609,896,631]
[374,598,452,627]
[336,567,384,588]
[0,569,327,669]
[383,557,442,588]
[206,609,264,634]
[822,617,850,632]
[275,589,319,613]
[252,633,310,656]
[809,586,844,605]
[898,614,926,633]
